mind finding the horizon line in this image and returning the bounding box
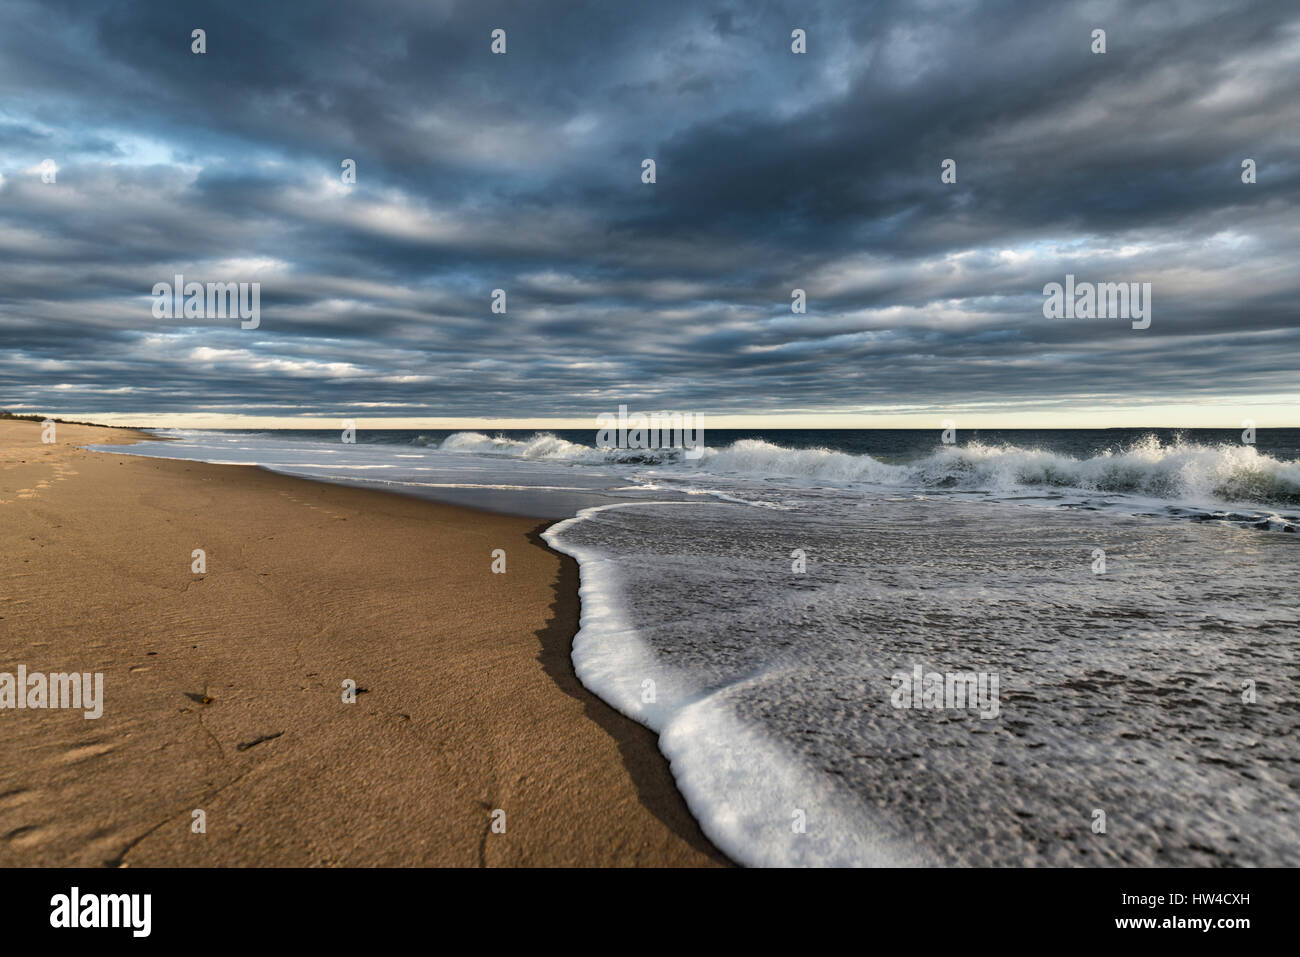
[13,404,1300,431]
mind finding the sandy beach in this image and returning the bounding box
[0,420,727,867]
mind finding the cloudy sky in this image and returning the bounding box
[2,0,1298,427]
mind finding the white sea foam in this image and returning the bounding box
[543,504,923,867]
[441,431,1300,510]
[439,430,682,465]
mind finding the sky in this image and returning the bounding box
[1,0,1298,428]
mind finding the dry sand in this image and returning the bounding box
[0,420,727,866]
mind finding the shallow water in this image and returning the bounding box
[547,495,1300,866]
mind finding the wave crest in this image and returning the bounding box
[437,431,683,464]
[437,432,1300,507]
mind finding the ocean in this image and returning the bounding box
[88,427,1300,866]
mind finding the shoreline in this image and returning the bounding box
[0,420,729,867]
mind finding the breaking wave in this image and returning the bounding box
[434,431,685,465]
[437,432,1300,508]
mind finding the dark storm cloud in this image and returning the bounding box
[1,0,1298,417]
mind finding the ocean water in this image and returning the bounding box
[88,428,1300,866]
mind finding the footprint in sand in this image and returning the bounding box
[278,490,346,519]
[4,825,46,848]
[0,788,37,812]
[60,742,116,764]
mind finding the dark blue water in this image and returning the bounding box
[194,427,1300,462]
